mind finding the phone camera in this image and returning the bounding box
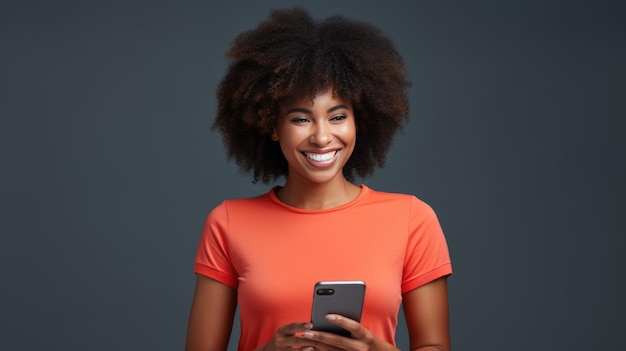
[317,288,335,295]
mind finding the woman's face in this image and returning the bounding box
[272,89,356,186]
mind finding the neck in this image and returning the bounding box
[277,176,361,210]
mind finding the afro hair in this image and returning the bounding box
[212,7,410,183]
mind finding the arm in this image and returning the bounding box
[185,275,237,351]
[402,277,450,351]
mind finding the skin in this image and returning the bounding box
[185,89,451,351]
[271,89,361,209]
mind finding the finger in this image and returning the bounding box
[302,329,357,350]
[273,325,318,350]
[325,314,374,344]
[275,337,319,351]
[300,341,342,351]
[277,322,313,336]
[291,336,322,348]
[324,314,359,331]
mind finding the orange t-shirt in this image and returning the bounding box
[194,185,452,351]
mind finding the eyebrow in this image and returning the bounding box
[285,104,350,115]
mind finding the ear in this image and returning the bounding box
[271,129,278,141]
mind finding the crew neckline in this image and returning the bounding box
[268,184,370,213]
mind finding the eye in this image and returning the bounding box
[330,114,347,122]
[290,116,310,124]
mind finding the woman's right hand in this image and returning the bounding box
[256,322,317,351]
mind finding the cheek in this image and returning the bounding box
[276,132,303,157]
[278,126,308,145]
[341,123,357,142]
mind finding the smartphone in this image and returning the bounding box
[310,280,366,337]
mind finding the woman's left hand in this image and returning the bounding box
[300,314,397,351]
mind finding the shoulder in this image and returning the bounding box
[362,187,441,229]
[222,192,272,210]
[205,190,275,222]
[364,186,434,212]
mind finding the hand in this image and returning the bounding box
[301,314,397,351]
[258,322,318,351]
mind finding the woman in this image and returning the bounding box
[186,8,452,351]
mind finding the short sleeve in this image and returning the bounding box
[401,197,452,293]
[194,202,239,288]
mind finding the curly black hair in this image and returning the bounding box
[212,7,410,184]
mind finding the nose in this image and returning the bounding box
[310,122,332,145]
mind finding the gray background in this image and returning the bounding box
[1,0,624,350]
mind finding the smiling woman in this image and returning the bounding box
[186,7,452,351]
[211,8,410,185]
[272,90,358,206]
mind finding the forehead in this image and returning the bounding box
[280,88,352,111]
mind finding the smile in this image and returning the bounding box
[302,151,337,162]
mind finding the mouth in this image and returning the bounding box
[301,150,338,162]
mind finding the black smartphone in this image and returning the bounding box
[310,280,366,337]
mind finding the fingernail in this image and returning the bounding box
[304,323,313,329]
[303,331,314,338]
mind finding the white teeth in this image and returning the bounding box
[304,151,336,162]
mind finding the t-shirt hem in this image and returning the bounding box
[194,263,238,289]
[401,263,452,294]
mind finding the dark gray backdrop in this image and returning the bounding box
[1,0,624,350]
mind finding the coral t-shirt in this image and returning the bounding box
[194,185,452,351]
